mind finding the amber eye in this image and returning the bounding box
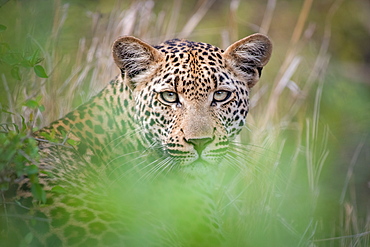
[213,90,231,102]
[160,91,178,103]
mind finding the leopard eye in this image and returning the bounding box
[160,91,178,103]
[213,90,231,102]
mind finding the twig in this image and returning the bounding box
[17,149,39,165]
[340,135,367,204]
[179,0,215,38]
[291,0,313,45]
[34,138,73,149]
[1,74,15,124]
[260,0,276,34]
[313,231,370,242]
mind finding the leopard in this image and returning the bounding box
[1,33,272,246]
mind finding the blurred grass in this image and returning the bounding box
[0,0,369,246]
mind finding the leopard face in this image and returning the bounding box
[113,34,272,166]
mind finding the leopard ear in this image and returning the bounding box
[223,33,272,88]
[112,36,163,83]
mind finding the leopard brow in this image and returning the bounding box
[216,85,236,92]
[153,86,176,93]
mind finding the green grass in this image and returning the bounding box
[0,0,369,246]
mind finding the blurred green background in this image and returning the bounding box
[0,0,369,246]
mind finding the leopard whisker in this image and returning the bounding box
[138,156,173,181]
[105,139,167,186]
[229,143,277,162]
[104,150,150,180]
[163,158,177,176]
[230,141,278,154]
[148,158,174,181]
[99,127,142,154]
[226,150,267,174]
[105,150,143,167]
[107,156,151,188]
[223,153,247,171]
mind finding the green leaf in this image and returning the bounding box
[0,182,9,191]
[0,24,6,32]
[40,170,54,177]
[35,95,42,102]
[24,164,39,175]
[51,185,67,194]
[20,114,27,132]
[23,99,39,109]
[38,104,45,112]
[38,131,59,143]
[34,65,48,78]
[2,52,22,66]
[29,49,40,66]
[19,58,32,68]
[67,139,80,146]
[24,232,34,244]
[11,66,21,80]
[31,183,46,203]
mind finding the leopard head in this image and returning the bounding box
[112,34,272,166]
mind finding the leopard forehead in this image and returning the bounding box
[150,39,236,101]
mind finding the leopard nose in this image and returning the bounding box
[186,137,213,154]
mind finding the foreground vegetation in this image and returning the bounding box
[1,0,369,246]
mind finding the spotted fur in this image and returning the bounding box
[2,34,272,246]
